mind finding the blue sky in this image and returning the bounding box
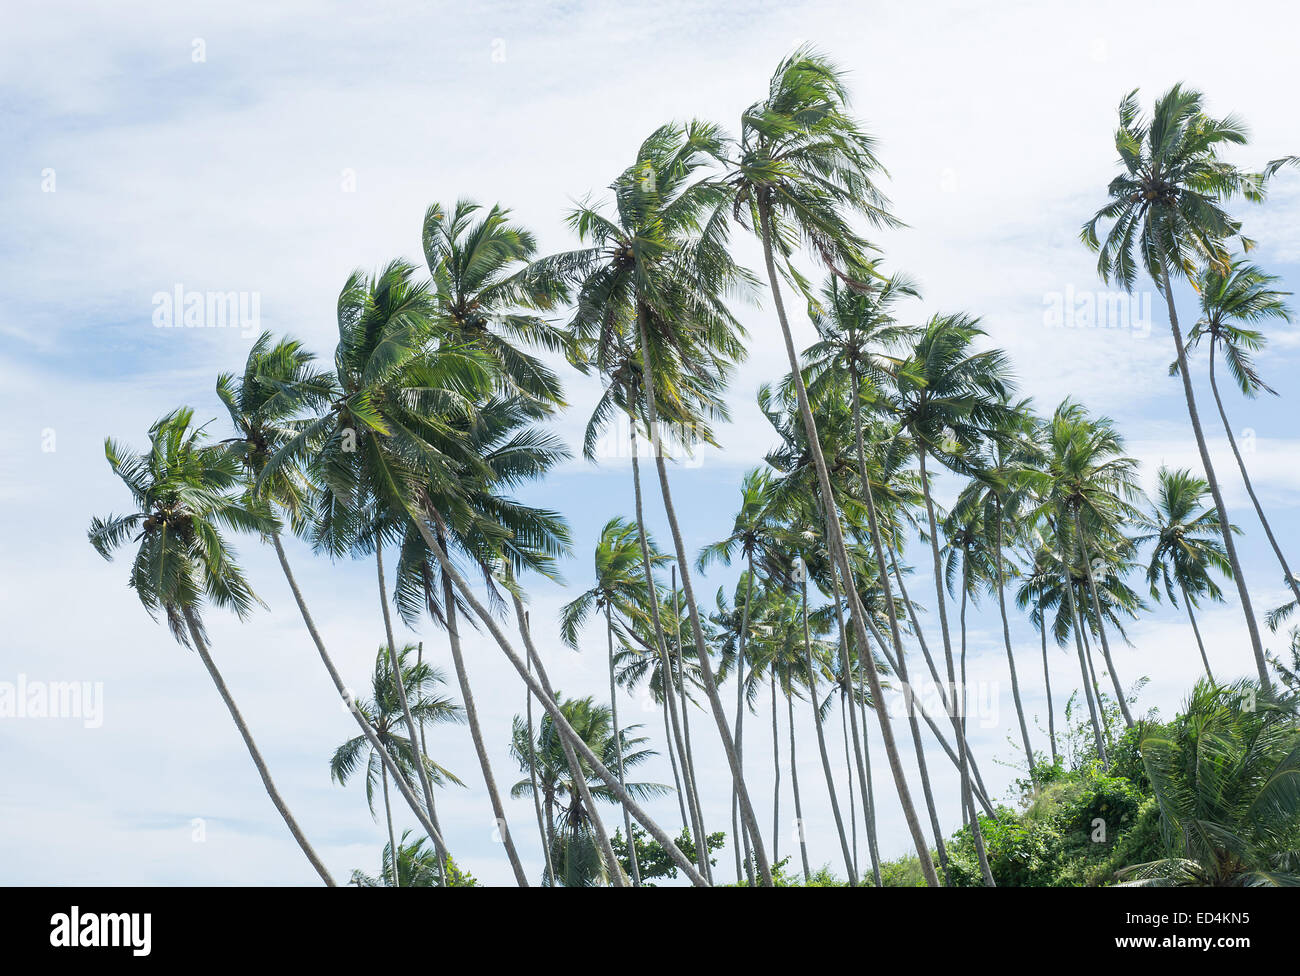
[4,0,1300,885]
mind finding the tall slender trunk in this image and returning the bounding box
[1070,508,1134,728]
[269,534,448,870]
[376,544,450,877]
[525,644,555,884]
[1040,621,1059,765]
[771,672,781,865]
[757,236,937,888]
[381,764,399,887]
[734,555,756,885]
[1209,341,1300,610]
[410,515,705,883]
[606,605,641,886]
[994,510,1036,781]
[840,694,859,880]
[1161,263,1268,684]
[786,691,811,883]
[1058,530,1107,767]
[800,573,856,883]
[635,307,770,885]
[543,789,557,886]
[628,425,710,876]
[180,605,334,886]
[438,564,529,886]
[916,450,993,886]
[663,690,690,833]
[671,570,712,883]
[1179,581,1215,681]
[831,567,880,885]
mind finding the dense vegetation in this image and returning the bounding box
[88,47,1300,886]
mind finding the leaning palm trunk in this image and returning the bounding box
[1040,622,1059,765]
[1208,343,1300,610]
[376,545,451,876]
[634,309,771,885]
[759,221,937,885]
[915,450,994,886]
[1161,263,1268,684]
[439,566,529,886]
[627,429,710,875]
[662,691,691,833]
[733,556,757,884]
[180,605,334,886]
[408,513,705,882]
[994,512,1036,781]
[606,605,642,885]
[269,534,449,872]
[771,673,781,864]
[671,570,712,883]
[831,568,881,885]
[513,597,623,887]
[525,648,556,883]
[1070,509,1134,728]
[1179,581,1215,681]
[786,691,812,882]
[1057,532,1108,767]
[800,574,856,883]
[840,695,859,879]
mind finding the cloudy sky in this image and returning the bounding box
[4,0,1300,885]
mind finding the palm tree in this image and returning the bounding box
[89,408,335,885]
[511,695,668,885]
[1187,258,1299,610]
[1031,400,1142,730]
[329,644,462,885]
[1135,468,1235,680]
[725,44,938,885]
[557,120,766,882]
[1123,680,1300,886]
[351,830,478,887]
[560,517,665,886]
[1082,85,1277,683]
[223,330,454,871]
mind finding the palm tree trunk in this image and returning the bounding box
[635,307,771,885]
[438,565,529,886]
[1161,262,1269,684]
[376,544,452,876]
[180,606,335,886]
[800,574,856,883]
[606,605,642,885]
[1070,509,1134,727]
[994,510,1036,781]
[840,694,859,880]
[628,424,711,876]
[525,647,556,884]
[858,690,882,885]
[1040,621,1059,765]
[1058,531,1108,767]
[734,554,757,884]
[1208,343,1300,609]
[820,343,938,884]
[671,569,712,883]
[915,449,993,885]
[269,533,448,872]
[409,514,703,882]
[381,764,399,887]
[786,691,811,883]
[1179,581,1216,681]
[663,690,691,833]
[771,672,781,865]
[543,790,557,886]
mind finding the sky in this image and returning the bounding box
[3,0,1300,885]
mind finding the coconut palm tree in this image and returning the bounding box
[88,408,335,885]
[351,830,478,887]
[555,119,766,882]
[725,44,938,884]
[1134,468,1235,680]
[511,695,668,886]
[1082,85,1278,683]
[1186,258,1299,609]
[222,330,455,872]
[1123,680,1300,886]
[329,644,463,885]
